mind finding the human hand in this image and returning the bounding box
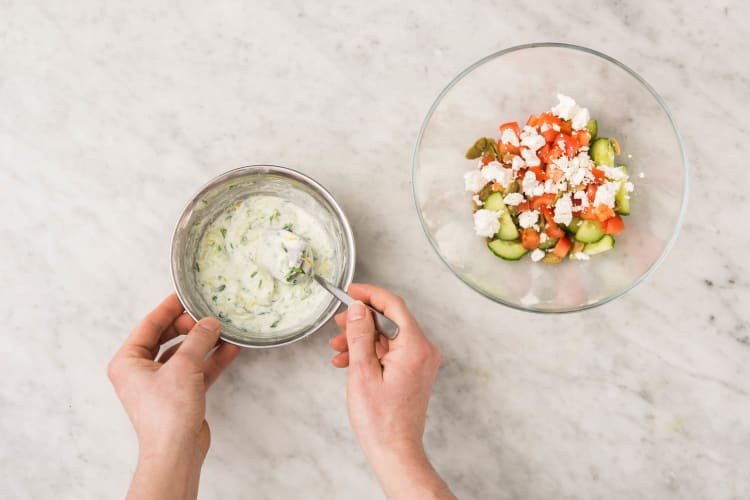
[107,294,241,500]
[329,284,454,499]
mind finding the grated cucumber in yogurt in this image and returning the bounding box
[195,195,335,334]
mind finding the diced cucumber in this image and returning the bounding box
[484,192,519,241]
[575,220,605,243]
[586,119,598,138]
[614,165,631,215]
[538,237,558,250]
[488,239,528,260]
[583,234,615,255]
[565,217,583,235]
[589,137,615,166]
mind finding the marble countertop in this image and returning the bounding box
[2,1,748,499]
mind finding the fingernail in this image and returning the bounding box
[348,301,365,322]
[198,317,220,333]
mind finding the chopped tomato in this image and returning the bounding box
[586,184,598,203]
[529,166,547,181]
[521,228,541,250]
[580,206,598,220]
[498,141,520,155]
[594,203,615,222]
[537,144,552,164]
[526,114,540,127]
[555,133,579,158]
[518,201,531,212]
[539,112,561,128]
[531,193,556,210]
[576,129,591,148]
[540,207,565,238]
[541,128,558,143]
[591,167,606,184]
[492,182,503,192]
[552,236,572,258]
[560,120,572,135]
[547,166,565,183]
[481,155,493,166]
[603,215,625,234]
[499,121,521,137]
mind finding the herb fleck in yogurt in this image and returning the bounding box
[195,195,335,334]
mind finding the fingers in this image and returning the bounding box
[204,342,241,388]
[157,312,196,347]
[331,351,349,368]
[122,294,185,358]
[335,311,347,328]
[176,317,222,362]
[346,284,420,339]
[329,331,348,352]
[344,302,381,378]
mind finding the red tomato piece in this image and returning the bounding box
[526,114,540,127]
[576,129,591,148]
[553,236,572,258]
[498,141,520,155]
[541,129,558,143]
[591,167,606,184]
[604,215,625,234]
[481,155,493,166]
[529,166,547,181]
[499,121,521,137]
[580,206,597,220]
[518,201,531,212]
[531,193,556,210]
[521,228,541,250]
[540,207,565,238]
[586,184,598,203]
[594,203,616,222]
[560,120,572,135]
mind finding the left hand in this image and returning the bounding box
[107,293,240,491]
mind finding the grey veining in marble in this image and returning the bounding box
[1,1,749,499]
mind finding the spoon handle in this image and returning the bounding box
[314,276,399,339]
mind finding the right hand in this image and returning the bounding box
[329,284,454,499]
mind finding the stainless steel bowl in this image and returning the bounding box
[171,165,356,348]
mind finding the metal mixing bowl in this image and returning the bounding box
[171,165,355,348]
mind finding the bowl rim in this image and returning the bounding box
[411,42,689,314]
[170,164,356,347]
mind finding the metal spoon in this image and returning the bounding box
[260,229,399,339]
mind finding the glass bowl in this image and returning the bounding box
[412,43,688,313]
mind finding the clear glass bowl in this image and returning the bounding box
[412,43,688,313]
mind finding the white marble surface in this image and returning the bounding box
[1,1,748,499]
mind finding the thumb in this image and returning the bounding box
[345,301,380,376]
[176,317,222,362]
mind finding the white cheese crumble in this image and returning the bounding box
[503,192,525,206]
[601,165,627,180]
[625,182,634,192]
[521,133,546,151]
[511,155,525,171]
[530,249,545,262]
[573,190,589,209]
[518,210,539,229]
[540,232,549,243]
[472,194,483,207]
[553,193,573,225]
[481,161,513,187]
[522,170,538,196]
[551,94,577,120]
[464,170,486,193]
[473,209,501,238]
[500,128,520,146]
[571,252,590,261]
[571,106,590,131]
[593,181,621,208]
[521,147,541,167]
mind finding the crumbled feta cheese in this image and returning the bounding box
[552,123,560,132]
[473,209,501,237]
[481,161,513,187]
[464,170,486,193]
[638,172,645,179]
[518,210,539,229]
[540,122,550,133]
[573,190,589,208]
[511,155,525,171]
[625,182,634,192]
[601,165,627,180]
[533,184,545,196]
[520,126,546,151]
[571,106,590,131]
[540,232,549,243]
[522,170,538,196]
[530,249,545,262]
[593,181,621,208]
[543,179,558,194]
[521,148,541,167]
[551,94,577,120]
[553,193,573,225]
[503,192,524,206]
[571,252,590,261]
[472,194,483,207]
[500,128,520,147]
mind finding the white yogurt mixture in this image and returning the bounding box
[195,195,335,334]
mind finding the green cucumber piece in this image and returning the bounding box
[585,119,598,138]
[614,165,631,215]
[583,234,615,255]
[538,237,558,250]
[488,239,528,261]
[484,192,519,241]
[575,220,605,243]
[589,137,615,166]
